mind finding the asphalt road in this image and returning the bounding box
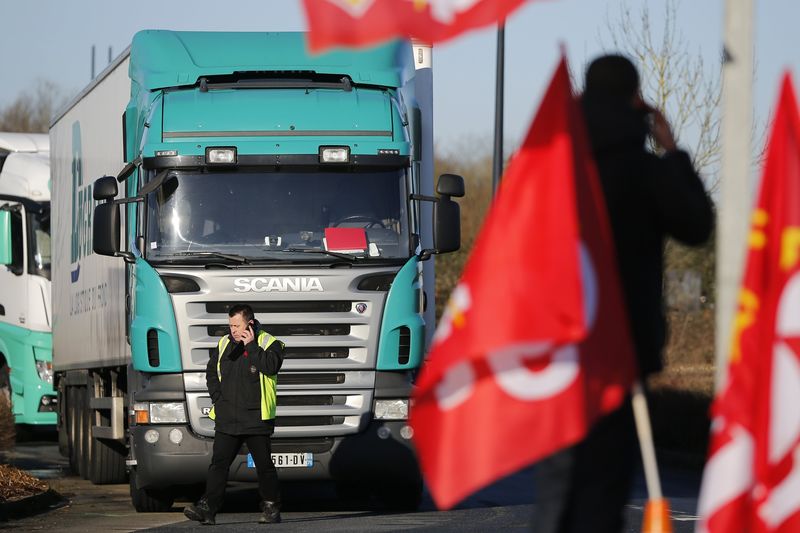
[1,438,703,532]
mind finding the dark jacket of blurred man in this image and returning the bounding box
[184,303,285,526]
[532,54,714,533]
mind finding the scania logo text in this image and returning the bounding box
[233,277,324,293]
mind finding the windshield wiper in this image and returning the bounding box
[173,251,251,264]
[282,248,359,261]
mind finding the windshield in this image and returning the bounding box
[29,205,51,280]
[145,169,411,263]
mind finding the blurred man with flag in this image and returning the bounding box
[530,54,712,533]
[409,54,646,517]
[406,51,712,528]
[697,74,800,533]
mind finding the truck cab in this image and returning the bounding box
[0,132,56,426]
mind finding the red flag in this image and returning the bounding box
[302,0,530,52]
[698,73,800,533]
[409,57,637,510]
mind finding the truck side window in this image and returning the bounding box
[8,209,24,276]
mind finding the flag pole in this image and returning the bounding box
[492,21,505,196]
[632,381,672,532]
[716,0,754,390]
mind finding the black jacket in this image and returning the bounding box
[581,94,714,376]
[206,321,284,435]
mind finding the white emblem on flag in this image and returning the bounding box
[488,342,579,400]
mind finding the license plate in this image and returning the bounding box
[247,452,313,468]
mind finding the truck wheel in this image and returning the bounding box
[0,361,14,449]
[0,362,10,404]
[129,470,174,512]
[57,382,69,457]
[67,387,84,476]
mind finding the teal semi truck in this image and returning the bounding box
[50,31,462,511]
[0,133,56,428]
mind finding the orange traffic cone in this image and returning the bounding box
[642,497,673,533]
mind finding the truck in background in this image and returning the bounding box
[0,132,56,427]
[50,31,462,511]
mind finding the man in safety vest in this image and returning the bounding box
[184,303,285,525]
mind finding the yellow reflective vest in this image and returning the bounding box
[208,331,280,421]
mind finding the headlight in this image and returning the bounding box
[35,360,53,385]
[374,399,409,420]
[148,402,187,424]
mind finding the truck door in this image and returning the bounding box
[0,203,28,328]
[0,202,29,403]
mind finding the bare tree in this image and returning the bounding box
[0,80,65,133]
[601,0,723,192]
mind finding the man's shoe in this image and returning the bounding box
[259,500,281,524]
[184,499,216,525]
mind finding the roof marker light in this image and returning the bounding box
[319,146,350,164]
[206,147,237,164]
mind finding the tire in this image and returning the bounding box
[129,469,174,512]
[0,363,10,404]
[0,363,15,450]
[67,387,83,475]
[57,383,69,458]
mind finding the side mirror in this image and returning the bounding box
[0,210,10,265]
[434,197,461,254]
[436,173,465,198]
[94,175,118,201]
[94,202,121,257]
[433,173,464,254]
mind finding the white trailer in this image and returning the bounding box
[49,54,131,482]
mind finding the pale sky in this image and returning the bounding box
[1,0,798,159]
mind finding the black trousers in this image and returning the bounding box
[532,400,638,533]
[204,431,280,512]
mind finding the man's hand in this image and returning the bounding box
[241,325,255,345]
[649,108,677,153]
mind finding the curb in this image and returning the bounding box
[0,489,68,522]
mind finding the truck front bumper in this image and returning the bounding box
[130,419,420,490]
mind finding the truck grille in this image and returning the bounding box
[167,268,394,440]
